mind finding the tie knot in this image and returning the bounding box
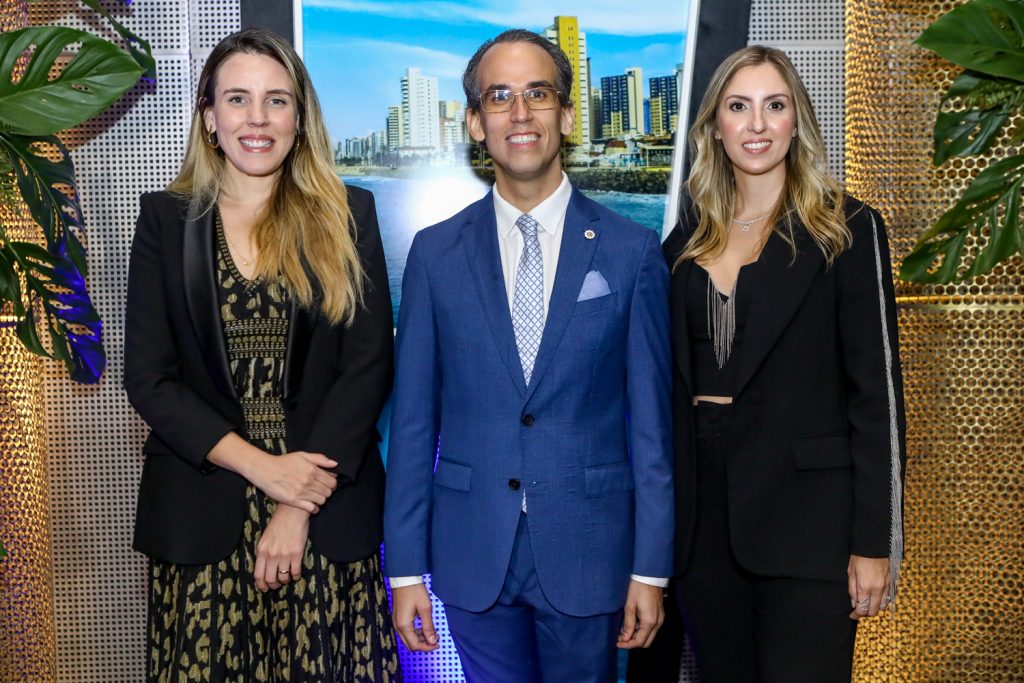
[516,213,539,239]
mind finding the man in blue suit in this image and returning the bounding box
[383,28,674,682]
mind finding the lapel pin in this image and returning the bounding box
[584,229,596,240]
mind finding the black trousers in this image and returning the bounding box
[675,402,857,683]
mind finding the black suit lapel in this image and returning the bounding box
[182,208,236,399]
[733,228,825,396]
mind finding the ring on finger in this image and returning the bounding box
[278,569,290,575]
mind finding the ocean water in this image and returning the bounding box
[343,174,669,322]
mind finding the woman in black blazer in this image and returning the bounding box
[124,29,401,682]
[664,47,906,682]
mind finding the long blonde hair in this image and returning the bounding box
[169,28,364,325]
[679,46,850,267]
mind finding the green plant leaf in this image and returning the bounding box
[0,133,87,277]
[934,108,1009,164]
[8,240,105,383]
[15,299,47,356]
[915,0,1024,82]
[933,71,1019,164]
[900,154,1024,282]
[0,248,18,304]
[77,0,157,81]
[0,26,144,136]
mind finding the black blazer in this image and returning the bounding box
[663,196,906,581]
[124,187,394,565]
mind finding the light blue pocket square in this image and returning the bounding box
[577,270,612,301]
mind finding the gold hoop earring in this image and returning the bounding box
[205,129,219,149]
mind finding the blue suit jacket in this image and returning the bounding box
[384,187,674,617]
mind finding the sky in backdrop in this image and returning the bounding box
[300,0,690,142]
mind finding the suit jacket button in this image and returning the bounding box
[521,414,534,426]
[508,478,521,491]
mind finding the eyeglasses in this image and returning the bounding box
[477,87,561,113]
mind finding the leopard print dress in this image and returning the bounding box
[146,217,402,682]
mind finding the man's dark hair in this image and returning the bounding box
[462,28,574,110]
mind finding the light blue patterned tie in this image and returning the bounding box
[512,213,544,386]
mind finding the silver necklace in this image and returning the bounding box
[731,213,770,233]
[707,274,737,368]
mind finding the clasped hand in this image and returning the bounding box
[252,450,339,514]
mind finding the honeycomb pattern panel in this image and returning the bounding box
[0,3,55,678]
[0,325,52,683]
[846,1,1024,681]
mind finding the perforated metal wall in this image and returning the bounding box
[846,1,1024,680]
[0,3,56,679]
[26,1,239,680]
[749,0,845,182]
[23,0,856,680]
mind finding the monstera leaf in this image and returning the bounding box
[0,22,148,382]
[902,0,1024,283]
[74,0,156,81]
[0,26,143,135]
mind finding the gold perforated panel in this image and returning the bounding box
[0,1,57,681]
[0,322,54,682]
[846,1,1024,681]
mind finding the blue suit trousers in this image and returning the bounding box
[444,514,621,683]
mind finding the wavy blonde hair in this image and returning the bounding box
[169,28,363,325]
[679,46,851,268]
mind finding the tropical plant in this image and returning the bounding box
[0,0,154,383]
[900,0,1024,283]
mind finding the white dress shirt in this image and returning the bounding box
[494,172,572,316]
[390,174,666,589]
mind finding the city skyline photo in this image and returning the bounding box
[298,0,690,339]
[301,0,689,142]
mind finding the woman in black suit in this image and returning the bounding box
[124,28,401,682]
[664,46,906,682]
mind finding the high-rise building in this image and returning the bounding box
[600,75,628,138]
[590,85,602,141]
[386,105,403,149]
[545,16,590,149]
[601,68,645,138]
[626,67,644,135]
[439,100,465,149]
[401,67,440,150]
[649,74,680,136]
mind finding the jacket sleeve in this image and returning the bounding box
[627,228,676,577]
[835,203,907,560]
[382,230,440,577]
[123,193,236,470]
[303,189,395,485]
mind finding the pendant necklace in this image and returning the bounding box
[731,213,770,233]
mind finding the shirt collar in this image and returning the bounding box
[494,172,572,240]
